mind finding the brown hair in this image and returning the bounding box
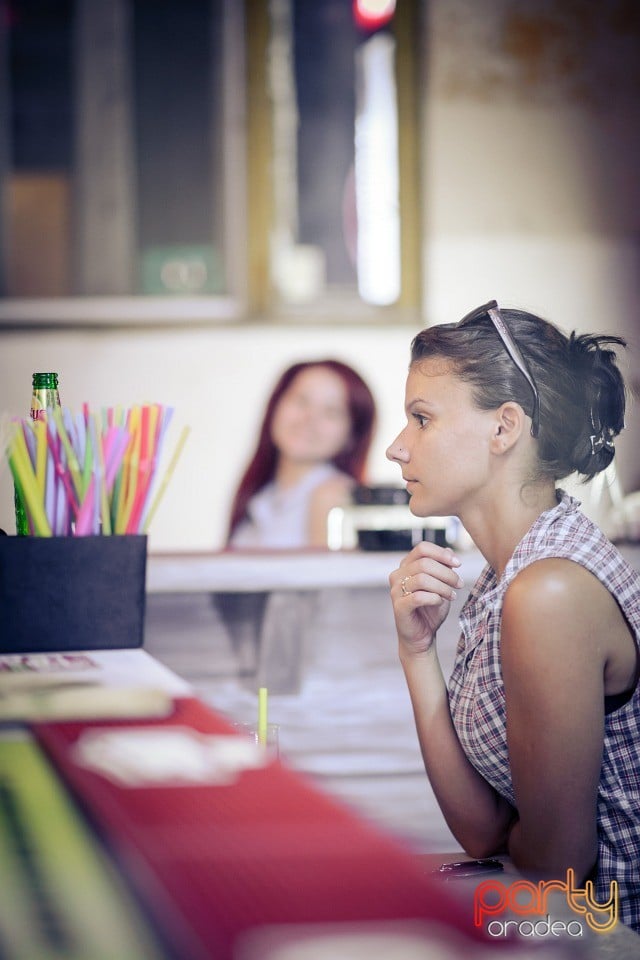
[410,304,627,482]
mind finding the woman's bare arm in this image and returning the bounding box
[391,542,515,855]
[500,559,610,882]
[401,650,516,855]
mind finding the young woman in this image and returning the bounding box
[228,359,375,549]
[219,360,375,673]
[387,301,640,932]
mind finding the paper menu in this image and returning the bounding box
[0,649,189,721]
[0,648,191,693]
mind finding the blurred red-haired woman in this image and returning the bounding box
[227,359,376,549]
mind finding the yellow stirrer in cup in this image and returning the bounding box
[258,687,268,746]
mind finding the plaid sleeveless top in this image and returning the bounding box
[449,491,640,932]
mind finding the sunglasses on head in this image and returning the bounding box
[458,300,540,438]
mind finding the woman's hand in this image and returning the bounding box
[390,541,513,854]
[389,542,463,657]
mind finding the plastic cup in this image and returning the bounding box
[232,721,280,757]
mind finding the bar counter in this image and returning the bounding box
[146,544,640,595]
[145,545,640,695]
[145,549,487,695]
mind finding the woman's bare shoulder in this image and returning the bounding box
[505,557,614,618]
[502,557,621,669]
[504,556,637,692]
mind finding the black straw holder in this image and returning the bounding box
[0,535,147,654]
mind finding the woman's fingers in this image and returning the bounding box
[390,543,463,600]
[396,569,460,604]
[398,539,462,570]
[389,544,465,654]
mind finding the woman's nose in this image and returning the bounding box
[386,434,409,463]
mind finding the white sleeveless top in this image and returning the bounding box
[229,464,348,549]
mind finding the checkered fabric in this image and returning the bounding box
[448,491,640,933]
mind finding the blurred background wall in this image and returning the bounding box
[1,0,638,550]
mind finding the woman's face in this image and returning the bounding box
[386,358,496,518]
[271,366,352,467]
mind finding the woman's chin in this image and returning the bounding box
[407,495,430,518]
[408,494,447,520]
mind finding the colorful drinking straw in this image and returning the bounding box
[4,403,189,537]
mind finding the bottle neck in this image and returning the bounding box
[30,372,61,420]
[32,372,59,390]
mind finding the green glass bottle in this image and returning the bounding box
[29,371,61,421]
[14,372,62,535]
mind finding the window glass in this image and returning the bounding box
[269,0,404,310]
[3,0,232,302]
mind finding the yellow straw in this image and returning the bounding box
[258,687,268,745]
[8,428,52,536]
[114,410,136,533]
[110,426,129,532]
[117,406,141,534]
[142,425,190,533]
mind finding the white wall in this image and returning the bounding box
[421,0,640,504]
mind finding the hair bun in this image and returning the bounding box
[566,332,626,478]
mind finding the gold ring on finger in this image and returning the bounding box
[401,576,412,597]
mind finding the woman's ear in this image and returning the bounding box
[489,402,526,455]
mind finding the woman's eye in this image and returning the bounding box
[412,413,428,428]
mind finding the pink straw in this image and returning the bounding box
[74,477,95,536]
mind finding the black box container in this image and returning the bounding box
[0,535,147,653]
